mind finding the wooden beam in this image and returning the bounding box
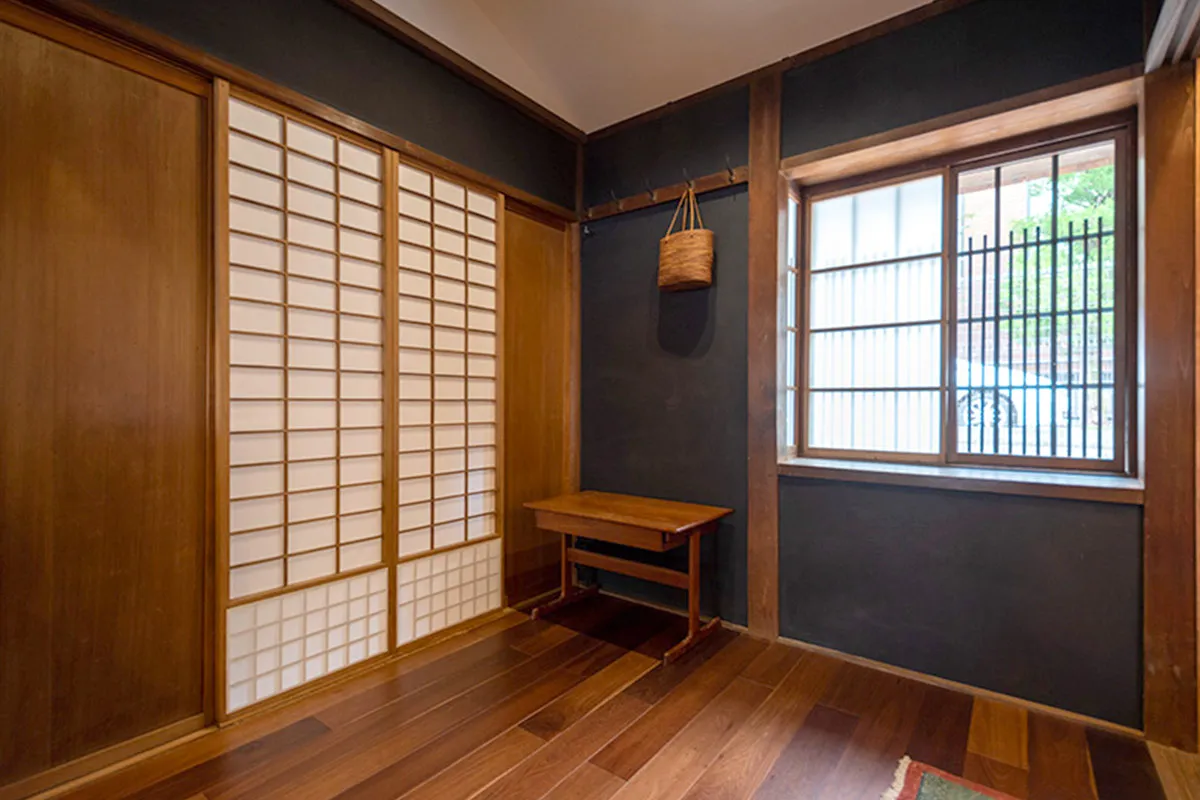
[1147,0,1200,72]
[747,73,783,639]
[583,165,748,221]
[1143,61,1199,751]
[330,0,585,142]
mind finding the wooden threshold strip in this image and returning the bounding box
[584,164,748,221]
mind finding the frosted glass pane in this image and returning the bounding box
[809,258,941,330]
[812,175,942,270]
[808,390,940,454]
[809,324,940,389]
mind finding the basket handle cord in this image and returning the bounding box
[664,187,705,236]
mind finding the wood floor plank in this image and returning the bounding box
[521,650,658,740]
[335,643,630,800]
[740,643,804,689]
[63,615,533,800]
[1087,728,1167,800]
[317,641,531,729]
[1027,713,1097,800]
[476,693,651,800]
[610,678,772,800]
[544,762,625,800]
[591,635,769,780]
[752,704,859,800]
[964,752,1029,799]
[679,652,843,800]
[1149,743,1200,800]
[124,719,330,800]
[623,627,740,705]
[819,662,902,718]
[512,624,578,656]
[903,684,974,776]
[399,726,544,800]
[818,676,927,800]
[224,634,603,800]
[968,698,1029,770]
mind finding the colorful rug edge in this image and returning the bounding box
[882,755,1022,800]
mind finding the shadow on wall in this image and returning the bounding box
[657,280,715,357]
[580,185,749,625]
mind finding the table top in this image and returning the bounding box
[524,491,732,534]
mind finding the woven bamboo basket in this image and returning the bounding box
[658,187,713,291]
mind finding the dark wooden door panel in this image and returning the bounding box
[0,18,208,784]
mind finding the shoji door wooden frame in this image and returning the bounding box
[213,79,509,723]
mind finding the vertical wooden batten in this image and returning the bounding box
[212,76,231,725]
[747,73,783,639]
[1143,60,1199,751]
[382,148,401,651]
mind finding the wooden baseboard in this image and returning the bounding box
[1,714,209,800]
[777,635,1144,740]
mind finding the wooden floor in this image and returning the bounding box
[47,595,1192,800]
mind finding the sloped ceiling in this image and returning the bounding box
[372,0,932,133]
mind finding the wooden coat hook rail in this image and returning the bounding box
[585,164,749,222]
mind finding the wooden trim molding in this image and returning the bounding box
[746,73,783,639]
[783,68,1143,186]
[330,0,585,143]
[0,715,207,800]
[1143,61,1199,752]
[19,0,576,222]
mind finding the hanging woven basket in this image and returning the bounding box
[658,187,714,291]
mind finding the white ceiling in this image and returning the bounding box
[373,0,931,133]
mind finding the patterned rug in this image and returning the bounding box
[883,757,1021,800]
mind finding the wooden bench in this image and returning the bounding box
[524,491,733,663]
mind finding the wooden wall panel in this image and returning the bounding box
[1143,61,1200,751]
[0,18,207,786]
[502,206,575,605]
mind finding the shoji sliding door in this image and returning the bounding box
[221,91,391,713]
[393,161,502,646]
[219,88,502,716]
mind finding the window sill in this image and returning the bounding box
[777,457,1143,505]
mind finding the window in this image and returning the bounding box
[785,123,1133,473]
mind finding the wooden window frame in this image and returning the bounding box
[789,113,1138,476]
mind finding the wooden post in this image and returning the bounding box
[747,73,784,639]
[1143,61,1199,751]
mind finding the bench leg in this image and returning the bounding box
[531,534,598,620]
[662,533,721,663]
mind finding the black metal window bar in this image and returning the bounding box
[955,141,1117,463]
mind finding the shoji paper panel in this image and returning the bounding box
[396,540,501,645]
[227,95,387,603]
[396,163,499,561]
[225,569,388,712]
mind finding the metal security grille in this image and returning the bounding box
[792,123,1131,473]
[954,140,1120,465]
